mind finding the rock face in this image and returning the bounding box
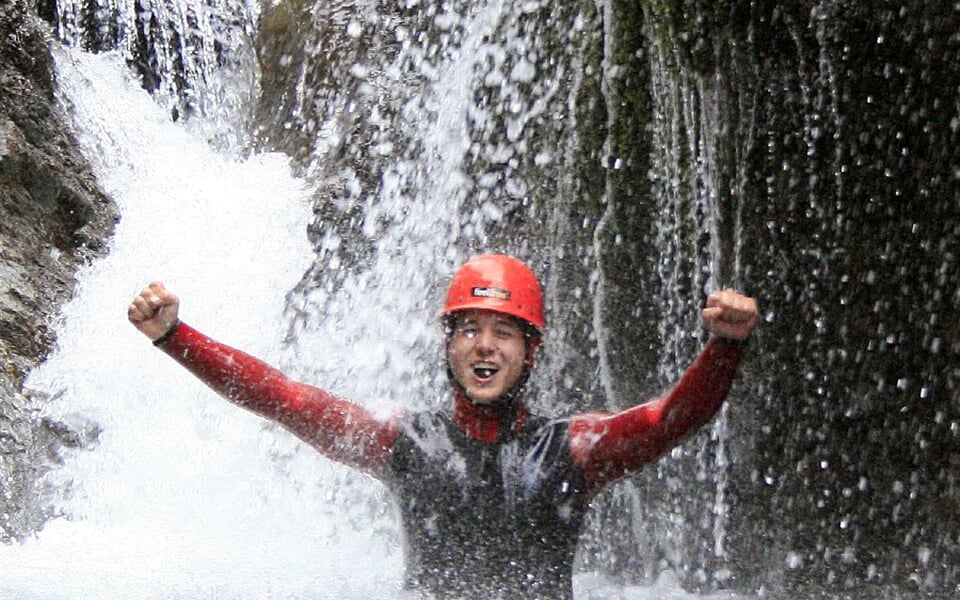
[0,0,117,540]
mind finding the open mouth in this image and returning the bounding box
[472,365,499,380]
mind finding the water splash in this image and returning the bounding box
[283,0,562,408]
[0,34,750,600]
[0,45,401,599]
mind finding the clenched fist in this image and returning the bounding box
[128,281,180,341]
[702,289,758,341]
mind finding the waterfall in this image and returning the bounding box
[281,0,522,410]
[52,0,258,145]
[7,0,955,596]
[590,6,752,585]
[0,1,744,598]
[0,45,406,599]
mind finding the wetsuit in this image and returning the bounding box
[155,321,745,599]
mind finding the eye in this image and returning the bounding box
[458,325,479,339]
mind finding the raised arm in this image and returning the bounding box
[128,281,400,478]
[569,289,758,491]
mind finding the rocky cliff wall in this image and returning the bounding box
[0,0,117,540]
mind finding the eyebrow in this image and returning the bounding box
[458,316,521,328]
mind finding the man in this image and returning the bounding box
[128,254,758,599]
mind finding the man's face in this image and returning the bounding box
[447,310,528,404]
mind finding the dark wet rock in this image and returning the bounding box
[0,0,117,540]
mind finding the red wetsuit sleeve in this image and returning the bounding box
[568,337,745,491]
[156,321,401,478]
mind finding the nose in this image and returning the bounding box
[475,327,497,355]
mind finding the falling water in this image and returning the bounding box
[8,0,955,596]
[597,6,752,586]
[0,45,406,599]
[281,0,524,409]
[52,0,258,144]
[0,8,747,600]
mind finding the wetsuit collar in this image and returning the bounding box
[452,385,528,443]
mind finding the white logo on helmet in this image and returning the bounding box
[471,286,511,300]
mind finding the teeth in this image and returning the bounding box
[473,367,498,379]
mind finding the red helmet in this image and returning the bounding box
[442,254,545,331]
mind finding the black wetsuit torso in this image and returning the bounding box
[387,409,590,600]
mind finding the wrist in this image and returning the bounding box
[711,333,749,347]
[152,319,181,346]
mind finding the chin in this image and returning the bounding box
[469,395,497,405]
[466,389,502,405]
